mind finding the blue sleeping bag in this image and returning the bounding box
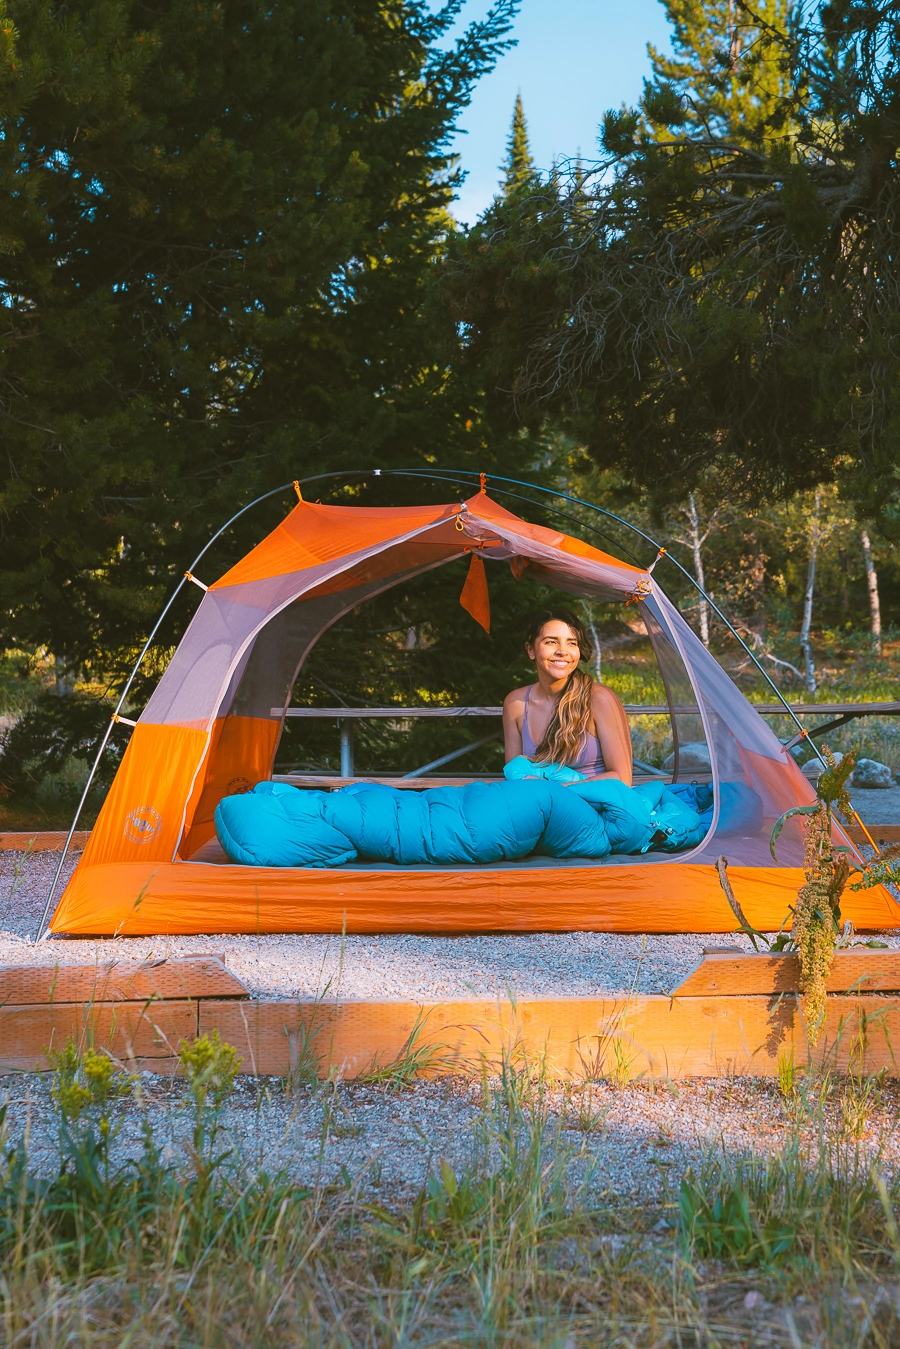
[214,764,764,868]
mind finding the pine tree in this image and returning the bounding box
[647,0,792,140]
[501,92,535,193]
[0,0,518,679]
[446,2,900,535]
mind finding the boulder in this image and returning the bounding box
[662,741,712,774]
[851,758,895,789]
[801,752,842,781]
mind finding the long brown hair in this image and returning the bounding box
[525,608,595,766]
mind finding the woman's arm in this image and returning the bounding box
[591,684,633,787]
[502,690,525,763]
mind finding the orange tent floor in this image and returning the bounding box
[49,859,900,936]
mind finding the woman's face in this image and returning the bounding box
[526,621,582,683]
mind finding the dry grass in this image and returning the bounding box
[5,1038,900,1347]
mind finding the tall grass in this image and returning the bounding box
[4,1039,900,1345]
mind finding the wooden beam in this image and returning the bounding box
[672,950,900,997]
[273,701,900,719]
[197,993,900,1080]
[845,824,900,847]
[0,957,248,1006]
[0,1000,197,1072]
[272,771,670,790]
[3,989,899,1078]
[0,831,90,852]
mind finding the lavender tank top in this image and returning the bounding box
[521,685,606,777]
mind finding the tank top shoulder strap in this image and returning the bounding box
[521,685,537,757]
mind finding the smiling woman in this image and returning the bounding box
[502,608,633,785]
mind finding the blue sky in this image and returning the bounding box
[449,0,673,225]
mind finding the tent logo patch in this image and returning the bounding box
[124,806,162,845]
[227,776,253,795]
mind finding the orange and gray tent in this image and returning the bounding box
[48,492,900,936]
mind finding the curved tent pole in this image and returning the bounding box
[35,470,368,942]
[38,463,834,941]
[373,468,647,567]
[378,468,828,769]
[384,470,691,773]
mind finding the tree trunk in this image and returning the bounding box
[686,493,710,647]
[799,491,821,695]
[54,653,72,696]
[743,528,768,639]
[583,607,602,681]
[860,529,882,655]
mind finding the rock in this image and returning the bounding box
[801,752,842,780]
[662,741,711,774]
[851,758,895,789]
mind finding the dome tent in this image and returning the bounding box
[47,488,899,936]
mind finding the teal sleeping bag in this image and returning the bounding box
[214,765,762,868]
[215,777,613,868]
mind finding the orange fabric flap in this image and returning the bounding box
[460,552,491,633]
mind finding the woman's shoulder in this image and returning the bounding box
[591,681,625,710]
[503,684,531,712]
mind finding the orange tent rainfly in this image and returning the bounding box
[48,492,899,936]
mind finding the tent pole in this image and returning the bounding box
[39,463,844,943]
[379,469,827,769]
[35,470,369,943]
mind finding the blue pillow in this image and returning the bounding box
[667,780,764,837]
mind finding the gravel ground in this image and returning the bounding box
[849,784,900,826]
[3,844,900,1000]
[7,1070,900,1205]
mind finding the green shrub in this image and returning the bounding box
[0,690,124,802]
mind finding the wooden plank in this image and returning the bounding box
[3,990,898,1078]
[760,702,900,716]
[0,831,90,852]
[0,1000,197,1071]
[197,994,900,1080]
[846,824,900,847]
[0,957,248,1006]
[672,950,900,998]
[273,771,670,791]
[274,702,900,719]
[272,773,507,790]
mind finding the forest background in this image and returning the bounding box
[0,0,898,827]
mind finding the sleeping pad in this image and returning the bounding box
[214,759,763,868]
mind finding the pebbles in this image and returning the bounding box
[8,1072,900,1204]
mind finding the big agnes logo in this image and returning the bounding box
[124,806,162,845]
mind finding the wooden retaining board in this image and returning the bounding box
[0,956,248,1006]
[197,994,900,1080]
[0,1000,198,1071]
[1,950,899,1078]
[672,950,900,997]
[0,831,90,851]
[2,992,896,1079]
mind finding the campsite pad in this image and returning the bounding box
[5,850,900,1004]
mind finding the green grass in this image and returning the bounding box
[4,1041,900,1346]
